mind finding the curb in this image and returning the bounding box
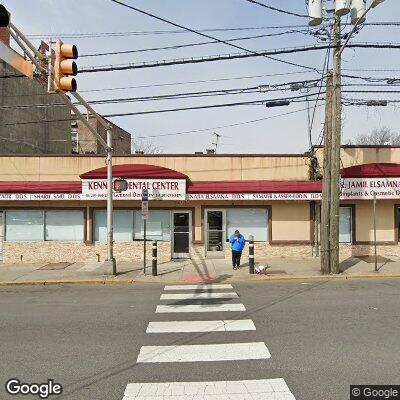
[1,273,400,286]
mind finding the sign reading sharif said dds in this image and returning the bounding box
[81,179,187,200]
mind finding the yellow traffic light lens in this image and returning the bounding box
[59,77,77,92]
[60,43,78,59]
[60,59,77,76]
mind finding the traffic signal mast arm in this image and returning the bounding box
[0,4,116,272]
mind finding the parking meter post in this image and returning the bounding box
[249,235,255,274]
[152,241,158,276]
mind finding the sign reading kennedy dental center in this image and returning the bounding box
[82,179,186,200]
[340,177,400,200]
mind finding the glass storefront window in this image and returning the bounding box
[5,210,44,242]
[226,208,268,242]
[134,210,171,241]
[339,207,352,243]
[94,210,133,241]
[45,210,84,242]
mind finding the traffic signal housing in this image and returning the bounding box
[53,39,78,92]
[0,5,10,27]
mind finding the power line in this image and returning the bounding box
[136,104,326,138]
[25,25,318,39]
[244,0,308,18]
[80,42,400,73]
[80,29,311,58]
[0,93,323,126]
[24,22,400,39]
[0,70,316,98]
[109,0,320,72]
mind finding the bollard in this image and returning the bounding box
[152,240,158,276]
[248,235,255,274]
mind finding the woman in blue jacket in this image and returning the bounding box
[229,230,245,270]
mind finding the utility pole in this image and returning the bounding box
[320,72,333,274]
[329,13,342,274]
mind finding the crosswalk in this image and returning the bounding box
[122,283,296,399]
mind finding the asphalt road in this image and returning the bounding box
[0,279,399,400]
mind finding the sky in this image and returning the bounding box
[3,0,400,154]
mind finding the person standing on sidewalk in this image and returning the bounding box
[229,230,245,270]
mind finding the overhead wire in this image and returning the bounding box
[244,0,308,18]
[80,29,312,58]
[80,43,400,73]
[108,0,320,72]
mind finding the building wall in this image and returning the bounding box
[354,200,396,243]
[0,154,310,182]
[314,146,400,169]
[0,31,71,156]
[270,202,311,242]
[76,118,131,155]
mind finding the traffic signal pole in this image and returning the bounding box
[0,8,117,275]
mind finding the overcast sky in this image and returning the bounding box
[4,0,399,154]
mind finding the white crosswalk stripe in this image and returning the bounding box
[164,284,233,291]
[122,379,296,399]
[160,292,239,300]
[137,342,271,363]
[121,283,297,399]
[156,303,246,313]
[146,319,256,333]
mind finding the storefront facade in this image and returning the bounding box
[1,146,400,264]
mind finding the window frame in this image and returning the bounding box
[3,208,86,243]
[339,205,354,244]
[225,207,269,243]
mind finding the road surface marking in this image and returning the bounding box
[160,292,238,300]
[123,379,296,399]
[156,304,245,313]
[164,284,233,291]
[146,319,256,333]
[136,342,270,363]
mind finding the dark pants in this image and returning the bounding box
[232,250,242,267]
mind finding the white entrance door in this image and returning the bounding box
[172,211,191,259]
[205,209,226,258]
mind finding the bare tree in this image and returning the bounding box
[354,127,400,145]
[131,138,162,154]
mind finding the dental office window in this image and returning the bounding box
[134,210,171,241]
[94,210,133,242]
[226,208,268,242]
[339,207,352,243]
[5,210,84,242]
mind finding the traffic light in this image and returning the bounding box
[0,5,10,27]
[53,39,78,92]
[113,179,128,193]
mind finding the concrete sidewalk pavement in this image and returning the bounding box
[1,254,400,285]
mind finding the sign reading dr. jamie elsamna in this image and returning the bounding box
[82,179,186,200]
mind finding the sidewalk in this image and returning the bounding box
[1,254,400,286]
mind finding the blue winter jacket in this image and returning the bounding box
[229,234,246,252]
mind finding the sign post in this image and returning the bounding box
[142,188,149,274]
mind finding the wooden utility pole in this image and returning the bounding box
[320,72,333,274]
[329,14,342,274]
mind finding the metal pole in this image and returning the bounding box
[152,240,158,276]
[47,39,53,93]
[248,235,254,274]
[329,14,342,275]
[373,192,378,272]
[313,202,320,257]
[106,126,116,275]
[143,219,147,275]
